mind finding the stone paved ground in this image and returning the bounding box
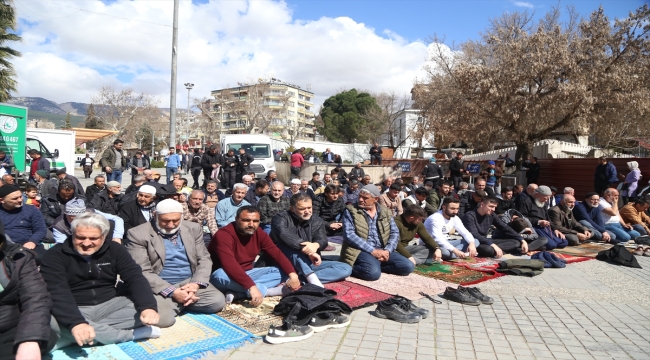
[76,171,650,360]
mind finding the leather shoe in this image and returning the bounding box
[443,286,481,306]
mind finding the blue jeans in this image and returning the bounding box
[166,167,176,184]
[106,169,122,184]
[440,238,480,260]
[280,246,352,284]
[632,224,647,236]
[209,267,281,299]
[351,250,414,281]
[604,223,640,244]
[578,220,618,241]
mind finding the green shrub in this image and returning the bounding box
[151,160,165,168]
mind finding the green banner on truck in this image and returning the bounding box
[0,103,27,174]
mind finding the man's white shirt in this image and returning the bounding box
[423,210,476,251]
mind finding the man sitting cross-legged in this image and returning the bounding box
[462,196,528,258]
[208,206,301,306]
[40,213,161,349]
[126,199,225,327]
[268,194,352,287]
[548,195,592,246]
[340,184,414,281]
[395,204,442,265]
[424,198,480,260]
[572,192,615,243]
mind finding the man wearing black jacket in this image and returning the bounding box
[85,175,106,203]
[190,148,202,189]
[349,163,365,181]
[237,148,255,182]
[119,185,157,237]
[449,152,469,188]
[200,145,223,189]
[40,212,161,349]
[0,222,56,360]
[313,185,346,236]
[222,149,239,191]
[461,196,528,258]
[269,193,352,286]
[422,158,444,188]
[41,180,85,228]
[89,181,122,215]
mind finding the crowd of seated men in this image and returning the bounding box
[2,154,646,356]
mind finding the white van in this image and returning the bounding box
[221,134,276,179]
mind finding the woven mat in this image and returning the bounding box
[218,296,284,336]
[443,257,501,274]
[345,272,452,300]
[414,262,505,286]
[552,242,613,258]
[52,313,254,360]
[324,280,393,309]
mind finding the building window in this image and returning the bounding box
[289,101,295,107]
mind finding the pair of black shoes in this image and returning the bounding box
[443,286,493,306]
[374,296,430,323]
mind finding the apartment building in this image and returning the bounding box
[209,79,316,139]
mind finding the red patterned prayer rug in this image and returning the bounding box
[324,281,393,309]
[442,257,502,274]
[414,262,505,286]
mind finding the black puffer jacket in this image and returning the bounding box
[89,191,121,215]
[313,194,345,225]
[270,210,328,252]
[40,236,157,330]
[0,240,53,352]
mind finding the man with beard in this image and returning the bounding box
[41,180,85,227]
[428,180,452,212]
[517,185,568,250]
[424,198,479,260]
[203,180,224,209]
[215,183,251,227]
[244,179,269,208]
[126,199,225,327]
[361,175,371,186]
[268,194,352,287]
[462,197,528,258]
[340,184,414,281]
[572,192,615,243]
[89,181,122,215]
[548,195,592,246]
[459,190,487,217]
[85,175,106,202]
[0,185,48,260]
[258,181,291,234]
[209,206,300,306]
[472,177,495,197]
[120,185,158,236]
[299,179,316,199]
[496,186,515,215]
[395,205,442,265]
[182,190,219,246]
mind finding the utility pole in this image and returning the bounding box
[184,83,194,146]
[169,0,179,149]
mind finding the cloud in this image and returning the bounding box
[513,1,535,9]
[12,0,431,108]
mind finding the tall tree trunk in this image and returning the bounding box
[514,141,533,168]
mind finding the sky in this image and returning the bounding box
[11,0,645,109]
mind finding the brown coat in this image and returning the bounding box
[378,193,403,217]
[548,204,588,235]
[620,203,650,234]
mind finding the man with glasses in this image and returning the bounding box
[572,192,615,242]
[516,185,568,250]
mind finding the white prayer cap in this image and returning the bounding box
[139,185,157,195]
[290,178,301,185]
[156,199,183,214]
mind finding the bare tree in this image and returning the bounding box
[363,91,413,149]
[413,4,650,165]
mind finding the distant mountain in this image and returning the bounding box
[8,97,68,115]
[58,102,88,116]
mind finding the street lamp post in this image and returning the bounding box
[151,130,155,159]
[184,83,194,146]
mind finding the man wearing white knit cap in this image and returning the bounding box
[120,184,158,236]
[126,199,225,327]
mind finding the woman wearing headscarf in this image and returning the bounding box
[621,161,641,205]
